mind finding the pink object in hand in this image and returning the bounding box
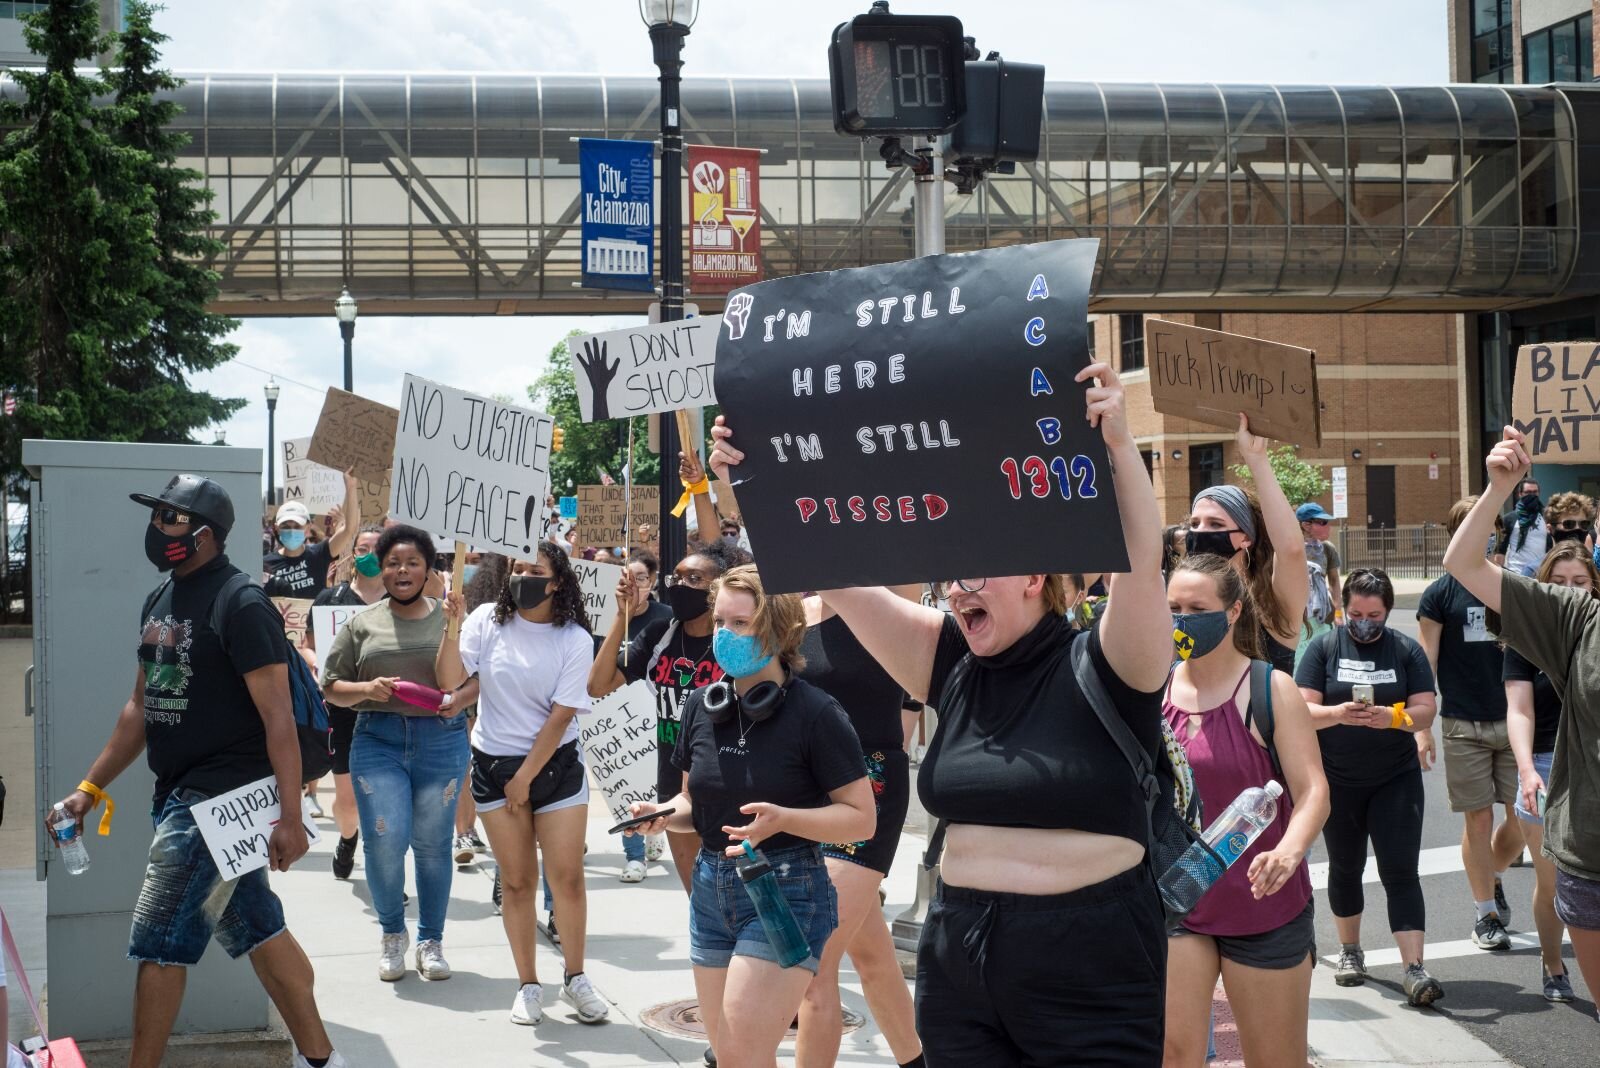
[392,681,446,711]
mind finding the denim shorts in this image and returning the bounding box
[1514,750,1554,825]
[1555,868,1600,931]
[127,788,286,966]
[688,844,837,973]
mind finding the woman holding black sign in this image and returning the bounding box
[709,359,1174,1066]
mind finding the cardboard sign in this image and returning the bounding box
[272,597,312,647]
[282,437,344,515]
[569,318,718,422]
[1511,342,1600,462]
[310,601,382,660]
[579,681,659,825]
[390,374,555,554]
[191,775,321,881]
[713,238,1121,593]
[307,388,398,482]
[571,558,624,637]
[1144,319,1322,446]
[576,484,659,548]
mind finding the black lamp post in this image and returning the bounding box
[641,0,698,583]
[335,286,358,392]
[264,378,280,508]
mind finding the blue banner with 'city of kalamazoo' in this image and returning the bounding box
[580,138,655,293]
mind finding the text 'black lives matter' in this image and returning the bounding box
[713,238,1123,593]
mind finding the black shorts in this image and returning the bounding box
[657,741,683,806]
[470,740,587,815]
[823,749,910,877]
[917,866,1165,1067]
[329,708,357,776]
[1171,897,1317,970]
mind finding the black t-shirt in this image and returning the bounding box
[632,599,674,634]
[918,614,1165,842]
[138,556,288,801]
[620,617,722,770]
[672,677,866,853]
[311,581,375,609]
[1294,625,1434,787]
[263,540,334,598]
[799,614,905,752]
[1502,647,1561,753]
[1417,575,1506,721]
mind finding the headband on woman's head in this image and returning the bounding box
[1192,485,1257,541]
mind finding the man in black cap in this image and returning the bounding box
[47,474,345,1068]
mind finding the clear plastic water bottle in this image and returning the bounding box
[50,802,91,876]
[735,842,810,968]
[1158,780,1283,915]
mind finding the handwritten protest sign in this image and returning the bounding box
[569,318,718,422]
[577,484,659,548]
[714,238,1119,593]
[571,558,623,636]
[1511,342,1600,462]
[390,375,555,554]
[310,601,381,662]
[282,437,344,514]
[272,597,312,647]
[307,388,398,481]
[559,495,579,520]
[1145,319,1322,446]
[192,776,321,881]
[579,681,658,825]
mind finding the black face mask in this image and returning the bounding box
[1185,528,1241,559]
[145,523,207,572]
[665,581,710,622]
[510,574,551,611]
[1552,527,1587,545]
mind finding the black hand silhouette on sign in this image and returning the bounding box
[577,338,620,420]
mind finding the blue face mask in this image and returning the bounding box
[278,528,307,551]
[1172,610,1232,662]
[713,627,773,679]
[461,563,479,585]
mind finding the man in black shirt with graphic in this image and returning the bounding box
[262,468,359,597]
[48,474,345,1068]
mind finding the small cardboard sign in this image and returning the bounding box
[569,318,719,422]
[192,776,321,881]
[578,681,659,825]
[571,558,624,637]
[272,597,313,647]
[576,484,659,549]
[310,601,382,660]
[1144,319,1322,446]
[282,437,344,515]
[307,388,399,482]
[1511,342,1600,462]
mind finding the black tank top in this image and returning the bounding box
[799,614,905,752]
[1260,626,1296,676]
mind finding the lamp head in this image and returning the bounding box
[639,0,698,27]
[334,286,358,324]
[263,378,280,404]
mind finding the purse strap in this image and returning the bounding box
[1,905,48,1044]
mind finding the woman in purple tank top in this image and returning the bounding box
[1163,554,1330,1068]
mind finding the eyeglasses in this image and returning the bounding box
[666,572,711,589]
[951,578,986,594]
[150,507,192,527]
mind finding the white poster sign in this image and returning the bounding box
[579,681,658,825]
[1331,466,1349,520]
[311,601,382,665]
[282,437,344,514]
[571,558,624,637]
[391,374,555,554]
[192,776,321,881]
[569,318,718,422]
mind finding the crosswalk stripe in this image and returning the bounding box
[1307,844,1464,890]
[1320,930,1572,968]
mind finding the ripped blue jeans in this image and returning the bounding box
[350,711,470,943]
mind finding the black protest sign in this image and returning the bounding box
[713,238,1122,593]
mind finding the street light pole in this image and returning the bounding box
[334,286,358,392]
[264,378,281,509]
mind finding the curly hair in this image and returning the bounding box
[492,541,589,629]
[464,553,511,613]
[375,524,436,568]
[687,536,753,573]
[1544,491,1596,529]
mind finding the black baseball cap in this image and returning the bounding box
[129,474,235,536]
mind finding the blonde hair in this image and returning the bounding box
[1040,574,1070,617]
[1545,491,1596,529]
[1446,496,1479,536]
[709,565,808,671]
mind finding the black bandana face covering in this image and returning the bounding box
[1185,528,1240,559]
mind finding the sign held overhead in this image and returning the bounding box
[1511,342,1600,463]
[569,318,719,423]
[1144,319,1322,446]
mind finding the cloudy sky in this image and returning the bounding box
[152,0,1450,489]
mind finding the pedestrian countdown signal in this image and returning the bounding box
[828,10,966,137]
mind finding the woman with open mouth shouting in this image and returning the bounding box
[708,359,1175,1066]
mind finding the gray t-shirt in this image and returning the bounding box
[320,600,445,716]
[1497,571,1600,881]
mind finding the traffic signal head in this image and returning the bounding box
[552,425,566,453]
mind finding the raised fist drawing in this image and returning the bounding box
[577,338,620,420]
[723,293,754,341]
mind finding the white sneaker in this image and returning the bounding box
[620,859,647,883]
[378,932,408,982]
[645,834,665,861]
[561,972,610,1023]
[293,1052,348,1068]
[415,939,451,981]
[510,982,543,1025]
[453,834,476,865]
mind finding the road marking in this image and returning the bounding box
[1320,930,1572,968]
[1308,844,1464,890]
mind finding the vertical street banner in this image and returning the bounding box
[580,138,655,293]
[688,145,763,293]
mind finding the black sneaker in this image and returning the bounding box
[1543,966,1576,1003]
[332,833,358,880]
[1403,963,1444,1007]
[1334,947,1367,987]
[703,1048,717,1067]
[545,911,561,946]
[1494,878,1512,928]
[492,872,502,915]
[1472,912,1511,950]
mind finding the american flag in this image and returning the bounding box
[2,393,14,416]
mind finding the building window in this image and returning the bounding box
[1524,14,1593,83]
[1472,0,1514,82]
[1087,318,1098,361]
[1118,313,1145,372]
[1189,444,1225,495]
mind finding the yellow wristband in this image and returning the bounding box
[671,476,711,518]
[1388,703,1414,730]
[77,779,114,836]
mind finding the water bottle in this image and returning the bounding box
[50,802,91,876]
[1158,780,1283,915]
[735,841,810,968]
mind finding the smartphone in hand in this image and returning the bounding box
[1352,684,1375,706]
[608,808,676,835]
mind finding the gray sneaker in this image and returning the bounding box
[1543,966,1576,1003]
[1494,878,1513,928]
[1334,946,1367,987]
[1404,963,1444,1007]
[1472,912,1511,950]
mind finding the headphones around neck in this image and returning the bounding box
[703,671,790,725]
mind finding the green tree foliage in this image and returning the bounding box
[1231,445,1331,506]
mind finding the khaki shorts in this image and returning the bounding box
[1442,717,1519,812]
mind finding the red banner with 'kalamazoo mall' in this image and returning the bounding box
[688,145,762,294]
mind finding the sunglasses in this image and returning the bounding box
[1307,519,1331,527]
[1554,519,1589,531]
[150,507,193,527]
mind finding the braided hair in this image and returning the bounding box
[492,541,589,629]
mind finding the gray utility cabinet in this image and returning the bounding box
[25,440,268,1041]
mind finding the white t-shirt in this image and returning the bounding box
[459,603,593,756]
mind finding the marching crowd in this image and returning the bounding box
[21,358,1600,1068]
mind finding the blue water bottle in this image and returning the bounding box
[736,841,810,968]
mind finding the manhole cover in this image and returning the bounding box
[641,999,864,1040]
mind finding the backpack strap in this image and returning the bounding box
[207,571,257,652]
[1243,659,1287,789]
[1071,638,1162,846]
